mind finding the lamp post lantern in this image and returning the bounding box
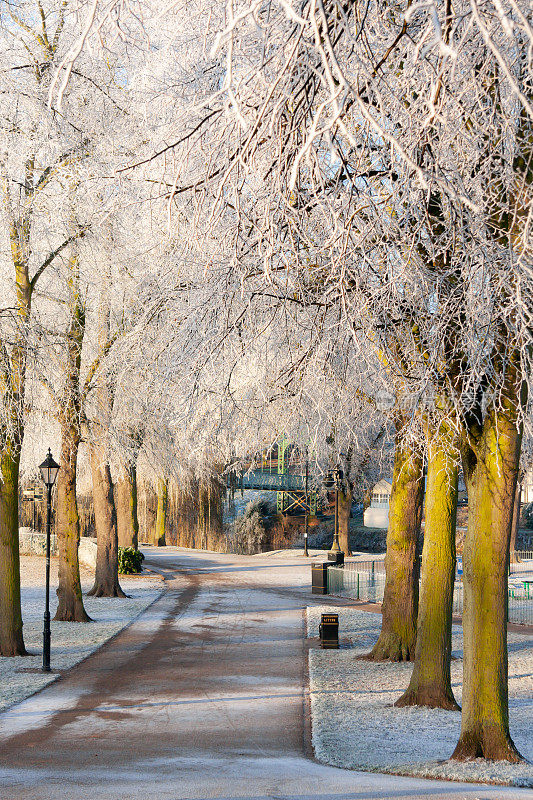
[39,449,59,673]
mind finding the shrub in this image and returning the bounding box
[230,499,276,554]
[118,546,144,574]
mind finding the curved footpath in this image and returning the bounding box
[0,547,529,800]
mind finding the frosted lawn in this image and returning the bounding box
[0,556,163,713]
[307,605,533,787]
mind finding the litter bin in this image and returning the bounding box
[312,562,329,594]
[319,613,339,648]
[328,551,344,565]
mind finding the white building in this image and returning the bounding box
[363,479,392,529]
[522,470,533,504]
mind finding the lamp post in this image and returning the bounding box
[304,457,309,557]
[330,467,342,553]
[39,449,60,673]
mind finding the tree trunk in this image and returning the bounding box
[198,481,208,549]
[55,434,91,621]
[116,465,139,549]
[338,486,353,556]
[452,407,523,762]
[155,479,167,547]
[0,450,26,655]
[510,481,521,558]
[396,427,459,709]
[366,426,424,662]
[55,249,90,622]
[88,450,125,598]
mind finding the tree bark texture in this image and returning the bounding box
[88,450,125,598]
[116,465,139,549]
[155,479,167,547]
[510,481,521,558]
[338,486,353,556]
[198,478,224,550]
[172,485,198,548]
[55,437,91,621]
[396,428,459,709]
[0,450,26,655]
[0,207,33,656]
[87,256,124,598]
[366,429,424,662]
[54,250,90,621]
[138,482,154,545]
[453,405,523,760]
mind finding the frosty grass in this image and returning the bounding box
[0,556,163,713]
[307,605,533,787]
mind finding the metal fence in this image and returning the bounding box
[328,565,533,626]
[510,552,533,574]
[344,559,386,576]
[19,529,58,556]
[328,566,386,603]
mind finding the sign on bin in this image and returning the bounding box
[456,556,463,577]
[319,613,339,649]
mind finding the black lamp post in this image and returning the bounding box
[304,457,309,557]
[39,449,59,673]
[330,467,342,553]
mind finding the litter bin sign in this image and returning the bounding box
[319,613,339,649]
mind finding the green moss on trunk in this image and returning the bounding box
[55,437,91,622]
[453,405,523,762]
[116,465,139,549]
[0,451,26,655]
[155,478,168,547]
[338,488,353,556]
[396,426,459,709]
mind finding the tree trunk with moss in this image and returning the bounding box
[116,464,139,549]
[140,483,157,545]
[510,480,521,558]
[396,426,459,709]
[197,481,209,549]
[452,399,523,761]
[338,486,353,556]
[55,438,91,621]
[54,249,90,622]
[366,425,424,662]
[0,87,83,653]
[155,479,167,547]
[0,450,26,655]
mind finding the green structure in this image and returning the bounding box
[227,437,318,517]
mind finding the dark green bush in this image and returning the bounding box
[118,546,144,574]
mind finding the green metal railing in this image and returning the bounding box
[328,566,533,625]
[229,470,320,493]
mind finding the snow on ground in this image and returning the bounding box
[307,605,533,787]
[0,556,163,713]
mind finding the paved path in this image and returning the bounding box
[0,548,530,800]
